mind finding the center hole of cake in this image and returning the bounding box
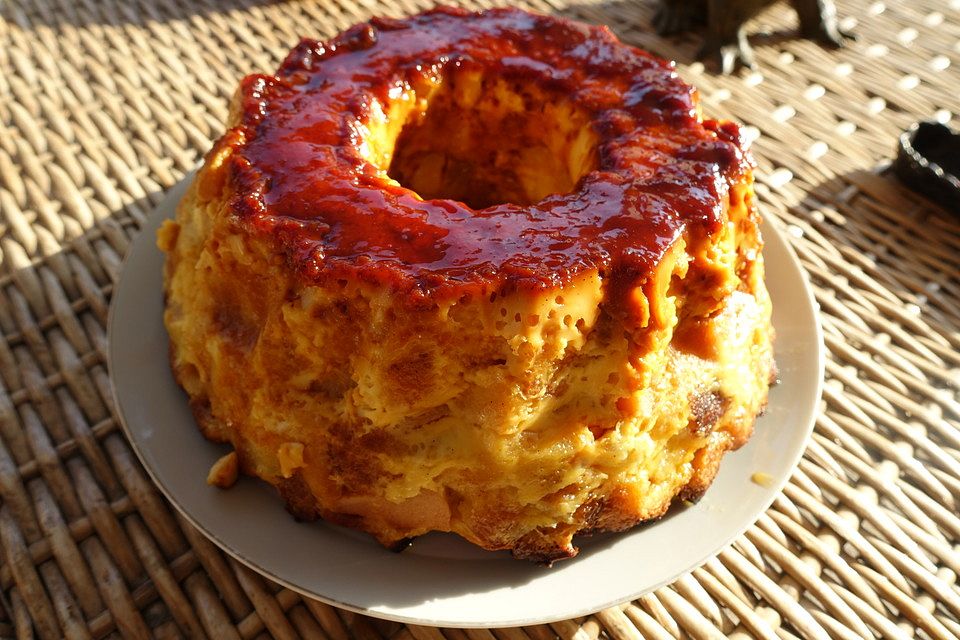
[380,70,599,209]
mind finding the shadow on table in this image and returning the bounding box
[10,0,835,70]
[796,168,960,332]
[559,0,851,73]
[4,0,274,27]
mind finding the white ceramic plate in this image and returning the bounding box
[109,175,824,628]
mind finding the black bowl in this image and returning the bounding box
[893,120,960,214]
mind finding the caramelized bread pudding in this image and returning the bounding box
[159,6,775,562]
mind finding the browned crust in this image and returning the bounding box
[179,373,770,563]
[276,472,323,521]
[163,79,774,562]
[511,530,579,564]
[689,390,730,437]
[515,405,768,564]
[677,436,736,504]
[168,341,220,442]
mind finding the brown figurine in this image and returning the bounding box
[654,0,852,74]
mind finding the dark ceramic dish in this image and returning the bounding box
[893,120,960,214]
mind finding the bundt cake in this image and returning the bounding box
[159,6,775,563]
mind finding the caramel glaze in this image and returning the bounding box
[223,6,752,306]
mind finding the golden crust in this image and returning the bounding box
[163,159,774,563]
[163,163,774,560]
[161,12,775,563]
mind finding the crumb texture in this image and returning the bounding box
[162,7,774,562]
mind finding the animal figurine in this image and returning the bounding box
[654,0,852,74]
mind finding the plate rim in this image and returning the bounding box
[107,175,825,628]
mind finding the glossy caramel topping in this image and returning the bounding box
[223,6,751,302]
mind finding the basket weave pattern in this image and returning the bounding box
[0,0,959,637]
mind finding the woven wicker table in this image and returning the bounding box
[1,0,959,637]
